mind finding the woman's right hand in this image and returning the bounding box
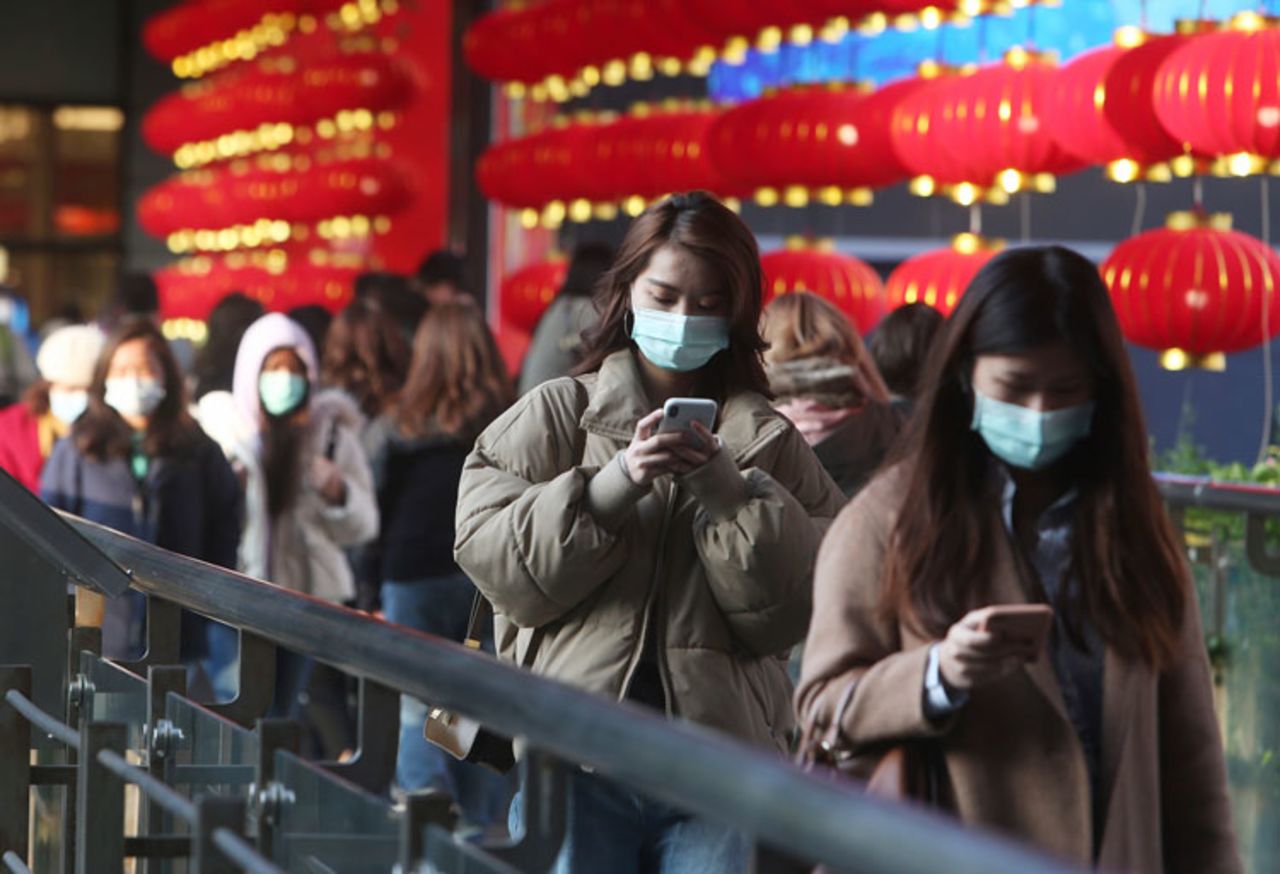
[937,608,1031,691]
[623,409,699,487]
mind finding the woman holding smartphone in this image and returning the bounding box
[797,246,1239,871]
[455,191,844,873]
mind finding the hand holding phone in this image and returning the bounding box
[978,604,1053,659]
[623,399,719,486]
[938,604,1054,691]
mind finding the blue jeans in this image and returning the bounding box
[509,770,751,874]
[383,574,510,828]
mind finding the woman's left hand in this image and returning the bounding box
[310,456,348,506]
[671,420,719,475]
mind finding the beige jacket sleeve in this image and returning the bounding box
[796,473,954,747]
[454,380,638,629]
[682,424,846,656]
[1158,587,1242,873]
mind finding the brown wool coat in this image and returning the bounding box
[796,470,1241,873]
[455,350,846,750]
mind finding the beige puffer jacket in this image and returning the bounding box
[455,350,845,751]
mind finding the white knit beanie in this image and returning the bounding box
[36,325,106,388]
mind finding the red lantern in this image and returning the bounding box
[711,78,926,196]
[890,68,978,189]
[895,53,1082,196]
[884,235,1002,317]
[1100,211,1280,369]
[1153,18,1280,174]
[761,245,884,334]
[142,51,414,155]
[1101,33,1202,175]
[1044,44,1130,166]
[500,258,569,333]
[942,51,1082,190]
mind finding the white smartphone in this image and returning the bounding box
[658,397,718,436]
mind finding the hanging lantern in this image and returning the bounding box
[1100,211,1280,370]
[890,65,988,199]
[942,49,1082,195]
[1152,14,1280,177]
[1100,31,1206,181]
[1045,33,1189,181]
[894,52,1081,202]
[711,77,926,204]
[760,242,884,334]
[884,234,1003,317]
[500,257,569,333]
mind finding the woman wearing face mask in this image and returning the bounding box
[455,191,845,873]
[797,247,1239,871]
[0,325,104,492]
[225,313,378,715]
[40,319,241,660]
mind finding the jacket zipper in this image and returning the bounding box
[617,477,679,713]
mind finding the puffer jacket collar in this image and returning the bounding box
[580,350,788,463]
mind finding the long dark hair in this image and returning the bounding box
[193,292,264,399]
[575,191,771,397]
[394,303,512,443]
[322,296,411,419]
[74,319,199,462]
[881,246,1186,669]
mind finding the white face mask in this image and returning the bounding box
[104,377,166,419]
[48,389,89,425]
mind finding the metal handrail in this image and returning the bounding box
[1155,472,1280,515]
[63,515,1076,874]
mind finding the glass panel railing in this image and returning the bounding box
[1183,521,1280,874]
[271,750,400,872]
[165,693,259,799]
[82,655,148,750]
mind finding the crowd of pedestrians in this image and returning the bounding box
[0,195,1241,873]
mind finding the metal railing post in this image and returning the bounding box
[207,631,275,728]
[399,790,457,872]
[0,666,33,861]
[320,676,398,792]
[484,750,567,871]
[144,665,186,874]
[75,721,126,874]
[252,719,300,859]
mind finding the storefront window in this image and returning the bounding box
[0,103,122,327]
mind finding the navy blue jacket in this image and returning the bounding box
[40,430,241,656]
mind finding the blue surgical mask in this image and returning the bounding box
[48,389,89,425]
[259,371,308,417]
[630,306,730,372]
[971,391,1095,471]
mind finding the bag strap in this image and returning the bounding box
[799,673,860,766]
[463,592,489,650]
[463,593,538,669]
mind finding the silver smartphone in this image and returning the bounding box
[658,397,718,435]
